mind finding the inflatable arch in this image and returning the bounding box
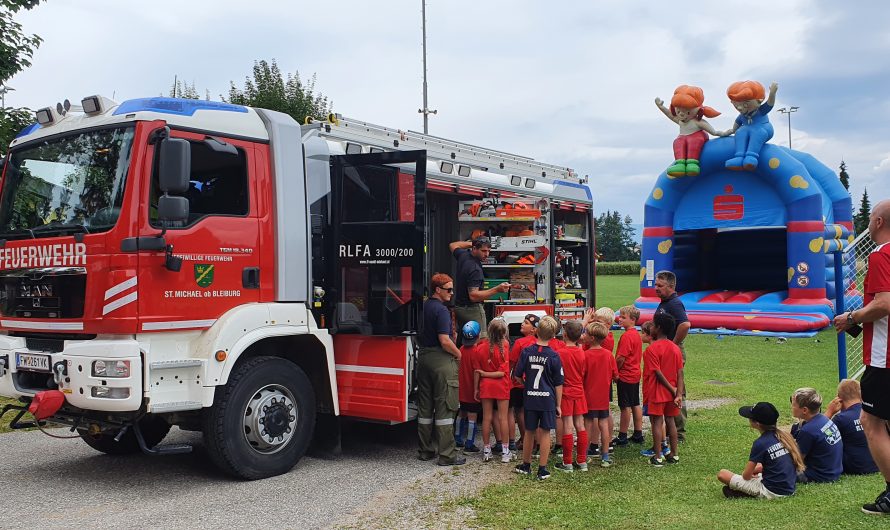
[635,136,854,333]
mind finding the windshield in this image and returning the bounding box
[0,126,135,239]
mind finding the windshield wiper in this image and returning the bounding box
[30,221,91,236]
[0,228,36,240]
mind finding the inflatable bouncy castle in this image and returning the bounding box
[636,87,854,333]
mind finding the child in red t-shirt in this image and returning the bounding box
[509,314,540,450]
[581,307,615,353]
[643,313,685,467]
[613,305,644,446]
[582,322,619,466]
[456,321,483,452]
[554,320,589,472]
[475,318,512,463]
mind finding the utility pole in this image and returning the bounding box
[0,85,14,109]
[418,0,436,133]
[777,106,799,149]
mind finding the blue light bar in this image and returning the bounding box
[112,97,249,117]
[15,123,40,138]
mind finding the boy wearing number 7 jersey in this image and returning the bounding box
[513,316,564,480]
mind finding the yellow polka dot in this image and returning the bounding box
[809,237,824,253]
[769,158,781,169]
[653,187,664,200]
[744,315,757,320]
[790,175,809,189]
[788,267,794,283]
[640,267,647,282]
[657,239,673,254]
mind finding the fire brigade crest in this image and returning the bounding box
[194,264,215,288]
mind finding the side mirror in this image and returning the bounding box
[158,195,189,223]
[158,138,190,194]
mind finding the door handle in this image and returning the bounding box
[242,267,260,289]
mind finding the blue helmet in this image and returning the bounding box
[462,320,481,343]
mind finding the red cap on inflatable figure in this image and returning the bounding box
[28,390,65,420]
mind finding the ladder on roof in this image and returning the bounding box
[304,114,580,183]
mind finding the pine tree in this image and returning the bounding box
[854,188,871,235]
[838,160,850,190]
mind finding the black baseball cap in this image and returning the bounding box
[739,402,779,426]
[524,314,541,328]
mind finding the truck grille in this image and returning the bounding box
[0,267,87,318]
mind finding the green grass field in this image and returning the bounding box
[461,276,883,529]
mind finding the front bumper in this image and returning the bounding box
[0,335,142,412]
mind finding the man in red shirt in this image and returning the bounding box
[643,312,684,467]
[508,314,540,450]
[583,322,619,466]
[613,306,644,446]
[834,199,890,515]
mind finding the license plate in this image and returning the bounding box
[16,353,51,373]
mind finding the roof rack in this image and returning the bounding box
[305,114,581,183]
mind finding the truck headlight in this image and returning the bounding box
[91,386,130,399]
[92,360,130,378]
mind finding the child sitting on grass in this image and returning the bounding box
[513,316,564,480]
[718,401,804,499]
[825,379,879,475]
[554,320,589,473]
[790,387,843,483]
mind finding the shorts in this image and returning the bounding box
[561,396,588,417]
[524,409,557,431]
[584,409,610,419]
[647,401,680,417]
[509,388,524,409]
[459,401,482,414]
[729,474,788,499]
[616,381,641,408]
[862,366,890,420]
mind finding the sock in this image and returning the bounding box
[460,417,468,441]
[618,432,627,439]
[562,434,574,465]
[467,421,478,446]
[591,443,599,453]
[454,417,462,443]
[502,442,509,454]
[633,430,643,438]
[577,431,588,462]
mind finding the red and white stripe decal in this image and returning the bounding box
[870,315,888,368]
[103,277,138,315]
[334,364,405,376]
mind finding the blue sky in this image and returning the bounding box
[6,0,889,224]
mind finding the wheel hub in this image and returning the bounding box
[243,385,298,454]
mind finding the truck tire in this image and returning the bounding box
[202,356,316,480]
[79,415,171,455]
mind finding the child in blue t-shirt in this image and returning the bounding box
[826,379,879,475]
[718,401,804,499]
[512,316,564,481]
[790,387,843,483]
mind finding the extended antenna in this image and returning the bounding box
[418,0,437,134]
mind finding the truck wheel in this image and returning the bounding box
[79,415,171,455]
[202,356,316,480]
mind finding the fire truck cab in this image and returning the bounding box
[0,97,594,479]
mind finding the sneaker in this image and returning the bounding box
[722,485,754,498]
[862,489,890,515]
[492,444,503,455]
[648,456,665,467]
[483,446,492,462]
[608,443,615,452]
[665,455,680,465]
[590,447,601,459]
[641,447,669,458]
[536,467,551,480]
[463,443,480,453]
[508,440,517,452]
[437,456,467,466]
[514,462,531,475]
[629,434,645,444]
[575,462,589,472]
[600,457,612,468]
[555,462,574,473]
[501,450,513,463]
[553,444,563,455]
[611,436,628,447]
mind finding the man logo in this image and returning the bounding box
[194,264,215,288]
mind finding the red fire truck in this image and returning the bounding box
[0,97,594,479]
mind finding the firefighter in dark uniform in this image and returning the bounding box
[449,237,510,344]
[417,273,466,466]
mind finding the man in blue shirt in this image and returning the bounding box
[791,387,843,482]
[826,380,879,475]
[449,237,509,345]
[417,273,466,466]
[655,270,690,440]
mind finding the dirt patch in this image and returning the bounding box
[704,379,737,386]
[332,459,510,529]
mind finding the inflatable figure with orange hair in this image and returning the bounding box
[654,85,725,177]
[724,80,779,171]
